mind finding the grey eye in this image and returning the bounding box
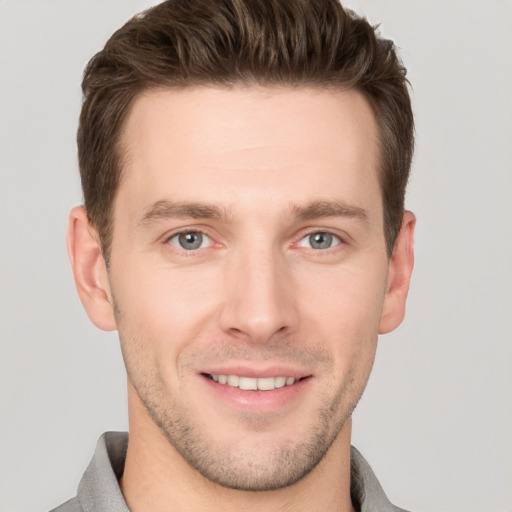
[169,231,210,250]
[299,232,341,250]
[309,232,332,249]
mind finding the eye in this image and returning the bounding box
[298,231,341,250]
[168,231,212,251]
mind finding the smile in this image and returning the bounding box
[209,374,297,391]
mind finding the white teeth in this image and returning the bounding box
[274,376,286,388]
[239,377,258,390]
[227,375,239,387]
[210,374,298,391]
[257,377,275,391]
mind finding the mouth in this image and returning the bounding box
[200,369,313,411]
[202,373,309,391]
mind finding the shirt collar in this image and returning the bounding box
[77,432,400,512]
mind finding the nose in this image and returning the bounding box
[219,244,299,344]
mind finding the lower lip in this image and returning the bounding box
[200,374,312,411]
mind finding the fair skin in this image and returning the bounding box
[67,86,415,512]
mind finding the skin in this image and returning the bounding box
[67,86,415,512]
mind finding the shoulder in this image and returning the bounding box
[49,497,83,512]
[49,432,128,512]
[351,446,411,512]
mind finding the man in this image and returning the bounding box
[55,0,415,510]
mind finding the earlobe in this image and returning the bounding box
[66,206,117,331]
[379,211,416,335]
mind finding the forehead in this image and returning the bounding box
[117,86,381,219]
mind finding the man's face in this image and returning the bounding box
[106,86,395,490]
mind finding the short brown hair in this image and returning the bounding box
[78,0,414,259]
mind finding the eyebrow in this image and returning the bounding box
[138,198,369,227]
[138,200,231,226]
[291,200,369,224]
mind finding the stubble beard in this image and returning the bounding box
[122,346,366,492]
[135,372,356,491]
[115,300,371,491]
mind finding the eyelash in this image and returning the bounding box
[165,230,215,252]
[164,228,345,255]
[296,230,343,251]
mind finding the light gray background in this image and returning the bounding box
[0,1,511,511]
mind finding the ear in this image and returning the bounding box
[379,211,416,334]
[66,206,117,331]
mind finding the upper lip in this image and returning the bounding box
[200,364,312,380]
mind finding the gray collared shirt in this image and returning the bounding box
[50,432,409,512]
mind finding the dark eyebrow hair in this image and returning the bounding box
[291,200,369,223]
[139,200,230,226]
[138,198,368,227]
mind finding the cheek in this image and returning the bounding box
[296,262,387,369]
[110,260,223,360]
[298,261,387,328]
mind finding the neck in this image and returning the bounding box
[120,390,356,512]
